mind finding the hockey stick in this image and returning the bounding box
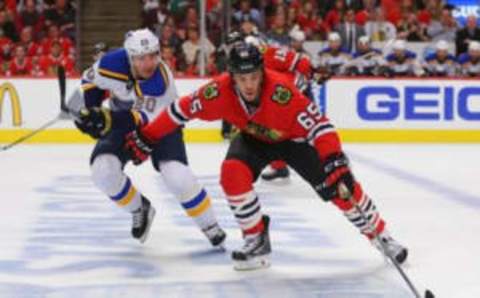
[0,66,68,152]
[338,183,435,298]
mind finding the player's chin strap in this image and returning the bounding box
[338,183,435,298]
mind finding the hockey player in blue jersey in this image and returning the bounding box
[423,40,457,77]
[458,41,480,77]
[384,39,419,76]
[69,29,226,246]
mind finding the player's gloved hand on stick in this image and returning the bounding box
[124,129,153,165]
[74,107,111,139]
[317,152,355,201]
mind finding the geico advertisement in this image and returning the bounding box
[326,79,480,129]
[0,78,211,129]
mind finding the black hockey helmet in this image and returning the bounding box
[228,42,263,74]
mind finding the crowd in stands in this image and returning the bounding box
[0,0,76,76]
[1,0,479,77]
[142,0,480,77]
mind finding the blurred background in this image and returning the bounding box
[0,0,479,78]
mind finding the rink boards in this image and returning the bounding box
[0,77,479,143]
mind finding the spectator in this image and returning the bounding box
[0,27,13,61]
[296,1,328,40]
[325,0,347,30]
[397,12,429,41]
[160,23,182,51]
[15,0,45,38]
[44,0,75,40]
[455,15,480,56]
[364,7,396,42]
[355,0,377,26]
[267,10,290,45]
[18,26,41,56]
[161,44,180,74]
[427,7,457,42]
[336,8,365,53]
[458,41,480,77]
[181,25,215,70]
[39,39,74,75]
[6,45,32,75]
[384,39,419,76]
[0,9,18,41]
[142,1,168,35]
[423,40,457,77]
[233,0,262,29]
[181,6,199,29]
[29,54,45,76]
[40,24,73,56]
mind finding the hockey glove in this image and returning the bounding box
[317,152,355,201]
[74,107,112,139]
[124,129,153,165]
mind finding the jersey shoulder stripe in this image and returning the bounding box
[98,49,130,82]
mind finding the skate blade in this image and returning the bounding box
[139,207,156,244]
[233,255,270,271]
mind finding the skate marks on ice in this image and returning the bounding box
[0,174,411,298]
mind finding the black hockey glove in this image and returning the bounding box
[316,152,355,201]
[124,129,153,165]
[74,107,112,139]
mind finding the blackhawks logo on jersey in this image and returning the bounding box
[271,85,292,105]
[203,83,219,100]
[245,121,283,141]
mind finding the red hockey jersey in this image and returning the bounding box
[142,69,341,160]
[262,46,312,78]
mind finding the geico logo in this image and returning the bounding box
[357,86,480,121]
[0,82,22,126]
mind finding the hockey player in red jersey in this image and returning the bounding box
[240,33,313,181]
[124,42,408,270]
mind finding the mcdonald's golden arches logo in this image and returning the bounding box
[0,82,22,126]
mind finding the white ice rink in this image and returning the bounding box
[1,143,479,298]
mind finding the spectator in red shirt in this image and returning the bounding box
[40,24,73,56]
[325,0,346,31]
[0,27,13,60]
[39,40,74,75]
[18,26,41,56]
[44,0,76,40]
[29,54,45,76]
[7,45,32,76]
[161,44,179,74]
[296,1,328,40]
[15,0,45,38]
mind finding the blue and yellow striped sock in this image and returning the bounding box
[181,188,217,229]
[110,177,142,212]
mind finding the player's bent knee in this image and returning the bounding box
[220,159,254,196]
[90,154,124,191]
[159,160,199,197]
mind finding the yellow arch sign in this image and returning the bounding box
[0,82,22,126]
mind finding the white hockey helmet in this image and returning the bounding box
[435,40,449,51]
[289,25,306,42]
[358,35,370,45]
[393,39,406,51]
[328,32,341,42]
[124,28,160,57]
[468,40,480,52]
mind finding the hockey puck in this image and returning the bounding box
[425,289,435,298]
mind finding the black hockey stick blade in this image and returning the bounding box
[57,65,67,113]
[425,289,435,298]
